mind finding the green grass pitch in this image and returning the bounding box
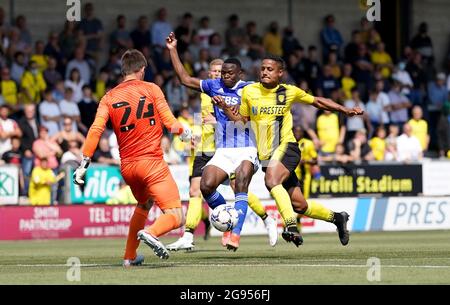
[1,230,449,284]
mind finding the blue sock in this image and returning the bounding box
[232,193,248,235]
[205,191,226,209]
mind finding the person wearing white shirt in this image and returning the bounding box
[65,47,91,85]
[39,89,61,137]
[59,87,81,131]
[374,80,391,125]
[396,123,423,162]
[64,68,85,103]
[392,62,413,95]
[0,105,22,157]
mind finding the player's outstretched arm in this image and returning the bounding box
[312,96,364,117]
[211,95,249,124]
[166,32,201,91]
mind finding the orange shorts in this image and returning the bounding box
[120,159,181,210]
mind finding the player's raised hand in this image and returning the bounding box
[166,32,177,50]
[345,107,364,117]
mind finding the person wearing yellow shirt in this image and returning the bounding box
[316,110,346,154]
[94,69,109,101]
[293,126,318,199]
[30,41,48,72]
[20,61,47,104]
[371,42,393,79]
[263,22,283,56]
[341,64,356,100]
[369,126,387,161]
[0,68,18,110]
[408,105,429,151]
[29,158,63,205]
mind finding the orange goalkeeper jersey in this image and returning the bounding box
[82,79,184,161]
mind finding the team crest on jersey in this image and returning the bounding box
[252,106,258,115]
[278,94,286,104]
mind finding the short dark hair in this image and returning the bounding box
[263,54,285,70]
[121,49,147,76]
[223,58,242,69]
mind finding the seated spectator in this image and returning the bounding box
[39,89,62,137]
[165,77,188,116]
[408,105,429,152]
[18,104,39,178]
[64,68,85,102]
[130,15,151,51]
[10,51,26,84]
[208,32,224,59]
[347,128,374,162]
[318,65,340,98]
[51,117,85,152]
[193,48,210,75]
[1,67,19,112]
[77,85,98,133]
[52,80,65,102]
[353,43,373,100]
[110,15,133,51]
[161,135,181,165]
[59,88,82,132]
[320,143,352,164]
[28,157,63,206]
[316,110,345,155]
[327,51,342,79]
[60,140,82,166]
[43,57,62,90]
[388,79,411,128]
[0,105,22,158]
[304,45,321,93]
[106,180,137,205]
[396,123,423,162]
[369,126,387,161]
[198,16,215,49]
[263,21,283,56]
[21,60,47,104]
[30,40,48,72]
[428,72,448,110]
[385,124,399,161]
[371,42,393,79]
[341,64,356,100]
[65,47,91,85]
[108,132,120,161]
[392,61,413,95]
[94,68,109,100]
[2,136,22,165]
[32,125,62,170]
[320,14,343,61]
[78,2,104,61]
[344,88,371,139]
[93,137,120,165]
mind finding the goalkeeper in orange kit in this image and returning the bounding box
[73,49,192,266]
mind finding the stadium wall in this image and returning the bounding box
[2,0,449,67]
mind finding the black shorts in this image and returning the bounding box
[263,142,301,190]
[190,153,213,180]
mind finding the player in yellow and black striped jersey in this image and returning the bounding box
[218,54,364,247]
[166,57,277,251]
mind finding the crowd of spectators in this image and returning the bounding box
[0,3,449,204]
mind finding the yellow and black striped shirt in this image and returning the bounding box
[240,83,315,160]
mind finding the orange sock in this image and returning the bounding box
[124,206,149,260]
[147,213,180,238]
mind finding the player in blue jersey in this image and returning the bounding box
[166,32,276,251]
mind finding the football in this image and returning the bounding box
[210,205,240,232]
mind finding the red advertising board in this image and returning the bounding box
[0,204,202,240]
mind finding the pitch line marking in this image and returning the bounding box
[2,263,450,269]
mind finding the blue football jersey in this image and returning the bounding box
[200,79,256,149]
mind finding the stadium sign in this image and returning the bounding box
[69,165,122,204]
[0,165,19,205]
[309,163,422,197]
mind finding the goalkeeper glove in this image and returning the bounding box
[179,125,192,142]
[73,156,91,185]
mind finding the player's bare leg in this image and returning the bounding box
[167,177,202,251]
[265,161,303,247]
[289,187,350,246]
[123,199,153,267]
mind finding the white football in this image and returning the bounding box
[210,205,239,232]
